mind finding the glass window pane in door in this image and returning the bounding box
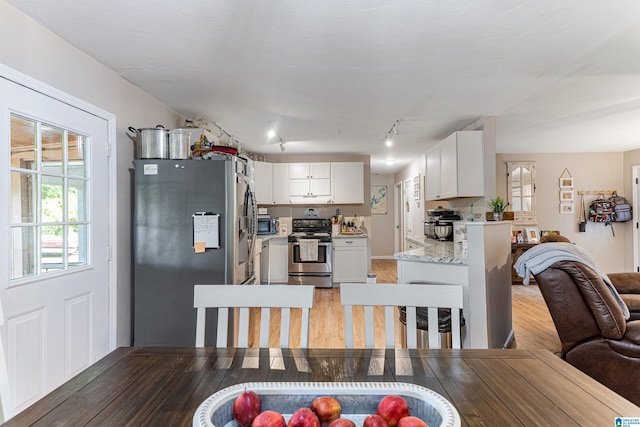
[42,124,64,175]
[41,225,64,271]
[68,133,87,177]
[41,176,64,223]
[11,226,36,279]
[10,115,37,170]
[69,224,87,266]
[68,179,86,222]
[10,171,38,223]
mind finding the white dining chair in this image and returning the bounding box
[194,284,315,348]
[340,283,463,349]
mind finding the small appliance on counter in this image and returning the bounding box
[257,215,278,235]
[424,206,461,241]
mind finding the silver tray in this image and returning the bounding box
[193,382,460,427]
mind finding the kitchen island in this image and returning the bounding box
[394,221,513,349]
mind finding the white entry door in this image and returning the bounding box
[0,75,111,414]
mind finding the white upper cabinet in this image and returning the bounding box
[289,162,331,179]
[425,131,484,201]
[289,162,332,202]
[331,162,364,204]
[254,161,273,205]
[272,163,290,204]
[254,161,289,204]
[256,161,364,205]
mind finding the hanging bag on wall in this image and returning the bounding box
[578,194,587,232]
[589,193,615,236]
[609,192,632,222]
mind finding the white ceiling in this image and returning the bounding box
[7,0,640,173]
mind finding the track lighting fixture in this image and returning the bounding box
[268,122,286,151]
[383,119,400,147]
[267,122,284,142]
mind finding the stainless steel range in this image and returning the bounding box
[288,218,333,288]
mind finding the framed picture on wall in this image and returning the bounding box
[560,203,574,215]
[560,190,573,202]
[559,177,574,189]
[370,185,387,215]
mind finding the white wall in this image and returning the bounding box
[370,173,395,258]
[0,1,183,345]
[497,152,627,273]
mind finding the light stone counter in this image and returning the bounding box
[394,239,467,264]
[333,232,369,239]
[257,233,288,242]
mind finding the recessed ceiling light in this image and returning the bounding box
[385,159,395,165]
[385,138,393,147]
[267,129,276,139]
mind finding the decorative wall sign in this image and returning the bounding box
[370,185,387,215]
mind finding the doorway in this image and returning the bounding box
[0,68,115,414]
[394,181,403,253]
[634,165,640,272]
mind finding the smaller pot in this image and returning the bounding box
[169,129,192,159]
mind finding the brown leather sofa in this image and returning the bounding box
[609,272,640,321]
[534,260,640,406]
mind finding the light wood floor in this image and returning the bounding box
[256,259,562,352]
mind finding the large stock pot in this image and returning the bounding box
[128,125,169,159]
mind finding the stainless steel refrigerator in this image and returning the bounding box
[133,156,257,346]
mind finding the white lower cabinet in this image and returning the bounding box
[333,238,368,283]
[269,238,289,283]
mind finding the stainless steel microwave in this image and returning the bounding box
[257,217,278,235]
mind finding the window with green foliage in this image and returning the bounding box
[9,114,89,280]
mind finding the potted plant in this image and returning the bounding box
[487,197,506,221]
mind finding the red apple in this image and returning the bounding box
[327,418,355,427]
[397,416,427,427]
[233,391,262,427]
[310,396,341,426]
[363,414,390,427]
[287,407,321,427]
[252,410,286,427]
[376,395,410,427]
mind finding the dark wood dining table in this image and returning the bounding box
[2,347,638,426]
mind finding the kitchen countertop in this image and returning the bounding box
[394,238,467,264]
[256,233,288,241]
[332,232,368,238]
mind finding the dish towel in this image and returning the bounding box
[299,239,319,262]
[514,242,630,319]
